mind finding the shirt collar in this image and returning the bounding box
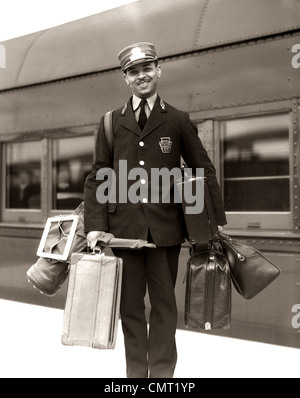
[132,93,157,111]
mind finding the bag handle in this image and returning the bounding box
[203,185,219,241]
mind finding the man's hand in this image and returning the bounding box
[87,231,107,250]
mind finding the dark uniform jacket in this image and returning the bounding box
[84,96,227,246]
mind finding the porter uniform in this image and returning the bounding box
[84,42,227,378]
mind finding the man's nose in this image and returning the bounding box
[137,70,146,79]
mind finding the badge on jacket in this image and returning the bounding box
[159,137,172,153]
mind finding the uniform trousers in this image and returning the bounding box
[112,244,181,378]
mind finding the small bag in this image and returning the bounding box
[26,257,69,297]
[185,246,231,330]
[27,202,86,296]
[219,233,281,300]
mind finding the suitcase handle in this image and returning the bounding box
[92,246,102,255]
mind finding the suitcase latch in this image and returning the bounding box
[205,322,211,330]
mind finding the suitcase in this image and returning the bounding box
[184,248,231,330]
[62,250,123,349]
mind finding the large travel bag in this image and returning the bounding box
[184,247,231,330]
[219,232,281,299]
[62,249,123,350]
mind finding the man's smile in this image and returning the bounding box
[136,79,151,87]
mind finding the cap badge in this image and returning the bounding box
[159,137,172,154]
[130,47,146,62]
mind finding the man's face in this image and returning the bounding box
[124,61,161,98]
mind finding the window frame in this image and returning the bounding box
[191,100,297,232]
[48,132,95,217]
[0,126,96,225]
[1,136,46,224]
[218,111,293,230]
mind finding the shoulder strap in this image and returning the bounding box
[104,110,114,156]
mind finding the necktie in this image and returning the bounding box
[138,99,147,131]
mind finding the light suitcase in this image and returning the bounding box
[62,250,123,349]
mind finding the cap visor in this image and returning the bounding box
[123,56,158,70]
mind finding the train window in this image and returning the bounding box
[221,113,291,229]
[51,136,93,211]
[5,141,41,210]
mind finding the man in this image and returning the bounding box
[84,42,227,378]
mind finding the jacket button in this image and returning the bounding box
[139,141,145,147]
[142,198,148,203]
[139,160,145,166]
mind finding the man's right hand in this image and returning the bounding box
[86,231,107,250]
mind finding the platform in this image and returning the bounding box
[0,299,299,378]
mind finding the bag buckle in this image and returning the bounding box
[205,322,211,330]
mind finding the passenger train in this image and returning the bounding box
[0,0,300,349]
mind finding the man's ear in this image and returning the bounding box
[123,72,130,85]
[157,64,162,78]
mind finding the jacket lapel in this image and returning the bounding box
[120,99,141,136]
[119,96,168,138]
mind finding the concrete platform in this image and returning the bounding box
[0,299,299,378]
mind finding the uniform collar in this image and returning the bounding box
[120,95,167,138]
[132,93,157,111]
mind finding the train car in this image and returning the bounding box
[0,0,300,349]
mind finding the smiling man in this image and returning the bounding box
[84,42,227,378]
[124,61,161,98]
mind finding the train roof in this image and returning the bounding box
[1,0,300,91]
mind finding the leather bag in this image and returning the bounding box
[27,202,86,296]
[181,170,231,330]
[185,247,231,330]
[26,257,70,297]
[219,233,281,300]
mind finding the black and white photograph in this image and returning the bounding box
[0,0,299,381]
